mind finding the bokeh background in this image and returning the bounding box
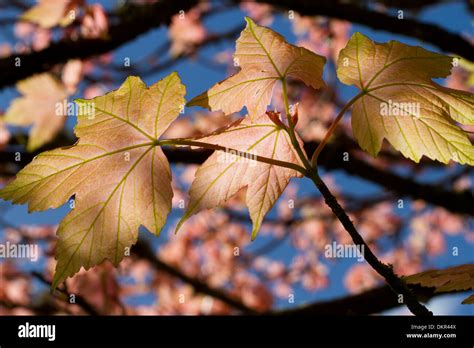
[0,0,473,315]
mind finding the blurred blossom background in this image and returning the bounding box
[0,0,473,316]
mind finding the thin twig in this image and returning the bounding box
[159,138,307,175]
[279,78,432,316]
[306,169,433,316]
[133,240,256,314]
[311,92,362,166]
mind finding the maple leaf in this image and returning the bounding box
[176,113,305,239]
[21,0,80,29]
[337,32,474,165]
[405,264,474,305]
[462,294,474,304]
[405,264,474,293]
[0,73,185,288]
[188,17,325,118]
[4,73,69,151]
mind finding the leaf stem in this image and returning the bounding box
[311,92,363,167]
[158,138,307,175]
[281,79,312,170]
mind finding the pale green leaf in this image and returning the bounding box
[337,32,474,165]
[405,264,474,293]
[0,73,185,288]
[188,17,325,118]
[176,113,305,239]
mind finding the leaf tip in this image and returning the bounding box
[244,16,255,27]
[174,218,186,235]
[461,294,474,304]
[250,224,260,241]
[51,275,62,292]
[187,91,209,110]
[168,71,180,79]
[349,31,369,45]
[163,71,182,86]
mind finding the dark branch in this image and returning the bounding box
[133,239,257,314]
[307,170,433,316]
[0,0,198,90]
[0,0,471,91]
[273,282,465,316]
[31,271,100,316]
[312,139,474,216]
[1,136,472,215]
[255,0,474,60]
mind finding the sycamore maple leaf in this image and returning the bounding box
[405,264,474,305]
[188,17,325,118]
[337,32,474,165]
[176,113,305,239]
[405,264,474,292]
[0,73,185,288]
[462,294,474,304]
[21,0,80,29]
[4,73,69,151]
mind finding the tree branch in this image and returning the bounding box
[0,0,470,91]
[273,282,467,316]
[312,138,474,216]
[1,136,472,215]
[31,271,100,316]
[132,239,257,314]
[255,0,474,60]
[0,0,198,90]
[307,170,433,316]
[281,76,431,315]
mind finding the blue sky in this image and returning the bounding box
[0,1,473,315]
